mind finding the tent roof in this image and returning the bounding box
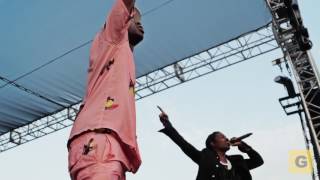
[0,0,271,134]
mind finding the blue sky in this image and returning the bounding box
[0,1,319,180]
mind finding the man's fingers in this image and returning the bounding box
[157,106,165,114]
[159,112,168,117]
[231,140,243,146]
[159,114,168,120]
[232,142,241,146]
[158,107,169,126]
[230,137,238,141]
[159,113,168,120]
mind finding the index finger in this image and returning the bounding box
[157,105,165,113]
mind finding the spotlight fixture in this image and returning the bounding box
[274,76,297,98]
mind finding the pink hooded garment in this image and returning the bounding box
[68,0,141,173]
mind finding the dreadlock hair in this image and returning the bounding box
[205,131,221,150]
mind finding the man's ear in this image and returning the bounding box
[210,142,215,148]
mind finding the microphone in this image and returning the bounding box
[230,133,253,143]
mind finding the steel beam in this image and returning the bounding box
[266,0,320,178]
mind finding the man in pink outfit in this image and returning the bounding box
[67,0,144,179]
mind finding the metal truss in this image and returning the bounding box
[0,25,279,153]
[0,104,80,152]
[135,25,278,100]
[266,0,320,178]
[279,93,317,180]
[278,94,303,116]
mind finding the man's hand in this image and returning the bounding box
[230,137,252,153]
[158,106,172,128]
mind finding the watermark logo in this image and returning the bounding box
[288,150,313,173]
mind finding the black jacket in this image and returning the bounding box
[159,125,264,180]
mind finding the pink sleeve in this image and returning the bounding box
[102,0,133,44]
[82,34,100,105]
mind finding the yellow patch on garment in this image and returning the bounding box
[129,79,135,95]
[105,97,119,110]
[129,86,135,95]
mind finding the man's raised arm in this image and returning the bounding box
[158,109,201,164]
[102,0,135,43]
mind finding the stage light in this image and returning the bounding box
[283,0,312,51]
[272,58,282,66]
[274,76,297,98]
[291,0,299,11]
[174,63,185,82]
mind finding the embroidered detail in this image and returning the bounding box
[105,59,115,71]
[105,97,119,110]
[100,59,115,75]
[83,138,96,155]
[129,79,135,95]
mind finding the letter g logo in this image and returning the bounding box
[289,150,312,173]
[295,155,307,168]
